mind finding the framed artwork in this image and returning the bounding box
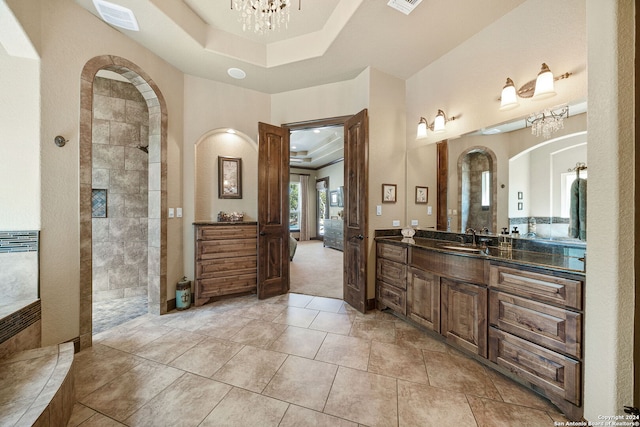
[415,186,428,204]
[382,184,397,203]
[218,156,242,199]
[329,190,339,206]
[517,191,523,200]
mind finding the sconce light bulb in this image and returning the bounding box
[433,110,446,133]
[533,63,556,99]
[499,78,519,110]
[416,117,428,139]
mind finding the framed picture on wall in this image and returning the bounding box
[382,184,397,203]
[218,156,242,199]
[415,186,428,204]
[330,190,339,206]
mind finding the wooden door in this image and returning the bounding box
[257,122,290,299]
[343,109,369,313]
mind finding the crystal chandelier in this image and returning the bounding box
[232,0,295,34]
[526,105,569,139]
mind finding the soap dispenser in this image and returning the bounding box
[511,226,520,238]
[499,228,512,253]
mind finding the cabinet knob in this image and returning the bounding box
[259,231,266,236]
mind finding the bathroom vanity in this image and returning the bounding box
[375,231,586,420]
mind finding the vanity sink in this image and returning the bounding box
[437,244,484,254]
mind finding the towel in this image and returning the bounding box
[569,178,587,240]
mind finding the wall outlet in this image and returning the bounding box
[427,206,432,215]
[376,205,382,216]
[392,220,400,227]
[411,219,418,226]
[453,209,458,215]
[168,208,175,218]
[176,207,183,218]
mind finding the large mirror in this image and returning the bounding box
[407,101,587,243]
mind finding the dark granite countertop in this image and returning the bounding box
[375,235,586,275]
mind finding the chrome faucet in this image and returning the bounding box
[465,228,477,246]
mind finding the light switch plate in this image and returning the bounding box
[427,206,433,215]
[176,207,183,218]
[168,208,175,218]
[376,205,382,216]
[392,220,400,227]
[411,219,418,226]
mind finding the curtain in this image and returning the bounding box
[299,175,309,241]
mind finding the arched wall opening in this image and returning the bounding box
[79,55,168,350]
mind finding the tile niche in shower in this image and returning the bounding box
[91,189,107,218]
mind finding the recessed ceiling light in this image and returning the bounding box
[227,68,246,80]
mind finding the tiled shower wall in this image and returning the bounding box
[92,76,149,302]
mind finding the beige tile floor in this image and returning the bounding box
[69,293,572,427]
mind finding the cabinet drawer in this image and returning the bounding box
[377,258,407,290]
[197,238,257,260]
[377,242,407,263]
[197,274,257,298]
[378,281,406,315]
[490,264,583,310]
[489,327,581,406]
[489,291,582,358]
[197,225,256,240]
[196,256,257,279]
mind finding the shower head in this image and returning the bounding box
[137,145,149,154]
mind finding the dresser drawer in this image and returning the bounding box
[377,242,407,263]
[197,274,257,298]
[489,291,581,358]
[197,238,257,260]
[489,327,581,406]
[377,281,406,315]
[376,258,407,290]
[490,264,582,310]
[196,255,257,279]
[197,225,256,240]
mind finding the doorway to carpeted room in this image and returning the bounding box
[289,240,343,299]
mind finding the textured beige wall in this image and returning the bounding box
[584,0,635,418]
[8,0,185,346]
[0,51,40,230]
[182,74,271,282]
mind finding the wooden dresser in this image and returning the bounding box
[323,218,344,251]
[193,222,257,306]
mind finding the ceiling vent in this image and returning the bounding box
[387,0,423,15]
[92,0,139,31]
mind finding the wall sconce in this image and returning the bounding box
[499,63,572,111]
[416,110,456,139]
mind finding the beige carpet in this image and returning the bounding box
[290,240,343,299]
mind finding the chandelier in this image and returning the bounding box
[231,0,300,34]
[526,105,569,139]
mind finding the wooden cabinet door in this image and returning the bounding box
[407,268,440,332]
[441,278,487,357]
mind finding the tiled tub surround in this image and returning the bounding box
[0,342,75,426]
[92,76,150,303]
[0,231,41,358]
